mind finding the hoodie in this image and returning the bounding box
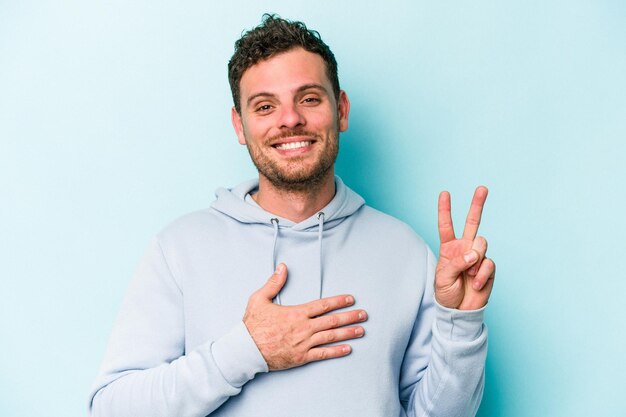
[89,177,487,417]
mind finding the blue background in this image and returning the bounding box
[1,1,625,416]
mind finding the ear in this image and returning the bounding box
[337,90,350,133]
[231,106,247,145]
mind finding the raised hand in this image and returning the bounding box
[243,263,368,371]
[435,186,496,311]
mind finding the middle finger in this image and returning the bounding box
[462,186,488,240]
[310,309,368,333]
[308,326,365,348]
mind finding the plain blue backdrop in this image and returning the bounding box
[1,1,625,416]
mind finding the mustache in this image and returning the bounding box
[266,129,320,145]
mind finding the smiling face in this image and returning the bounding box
[231,47,350,192]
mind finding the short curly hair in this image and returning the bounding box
[228,14,340,114]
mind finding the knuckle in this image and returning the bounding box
[286,308,302,321]
[484,258,495,271]
[316,349,328,360]
[327,315,339,328]
[293,352,305,365]
[325,331,336,343]
[293,324,309,341]
[303,321,315,335]
[466,217,480,226]
[268,275,280,286]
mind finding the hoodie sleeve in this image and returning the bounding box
[400,245,487,417]
[88,238,268,417]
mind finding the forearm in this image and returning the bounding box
[90,344,235,417]
[409,302,487,417]
[89,322,268,417]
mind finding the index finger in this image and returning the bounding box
[438,191,456,243]
[462,186,488,240]
[304,294,355,318]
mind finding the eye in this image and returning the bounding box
[255,104,274,113]
[302,96,321,105]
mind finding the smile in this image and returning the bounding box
[274,141,312,150]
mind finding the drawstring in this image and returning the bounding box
[270,218,281,305]
[317,212,325,299]
[269,212,326,305]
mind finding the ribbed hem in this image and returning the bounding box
[211,321,269,387]
[434,301,485,341]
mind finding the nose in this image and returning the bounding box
[278,103,305,129]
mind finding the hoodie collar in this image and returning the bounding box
[211,176,365,231]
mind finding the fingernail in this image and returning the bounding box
[358,311,367,320]
[345,295,354,305]
[468,266,477,275]
[275,264,284,273]
[464,251,478,263]
[342,346,352,353]
[355,327,364,336]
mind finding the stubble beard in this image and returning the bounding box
[245,129,339,193]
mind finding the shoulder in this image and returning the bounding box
[154,207,229,248]
[354,205,431,254]
[358,205,426,241]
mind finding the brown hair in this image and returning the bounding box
[228,14,340,113]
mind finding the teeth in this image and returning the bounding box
[275,141,311,150]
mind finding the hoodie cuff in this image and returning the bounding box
[434,300,486,342]
[211,321,269,387]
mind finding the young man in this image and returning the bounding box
[89,15,495,417]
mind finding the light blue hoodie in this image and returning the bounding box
[89,177,487,417]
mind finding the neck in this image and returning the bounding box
[253,169,336,223]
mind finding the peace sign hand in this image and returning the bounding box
[435,186,496,311]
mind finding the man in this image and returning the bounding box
[89,14,495,417]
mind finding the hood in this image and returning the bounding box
[211,176,365,231]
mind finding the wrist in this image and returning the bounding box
[434,300,485,341]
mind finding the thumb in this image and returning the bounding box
[437,250,479,287]
[257,263,287,301]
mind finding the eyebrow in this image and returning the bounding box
[246,84,330,107]
[297,83,329,95]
